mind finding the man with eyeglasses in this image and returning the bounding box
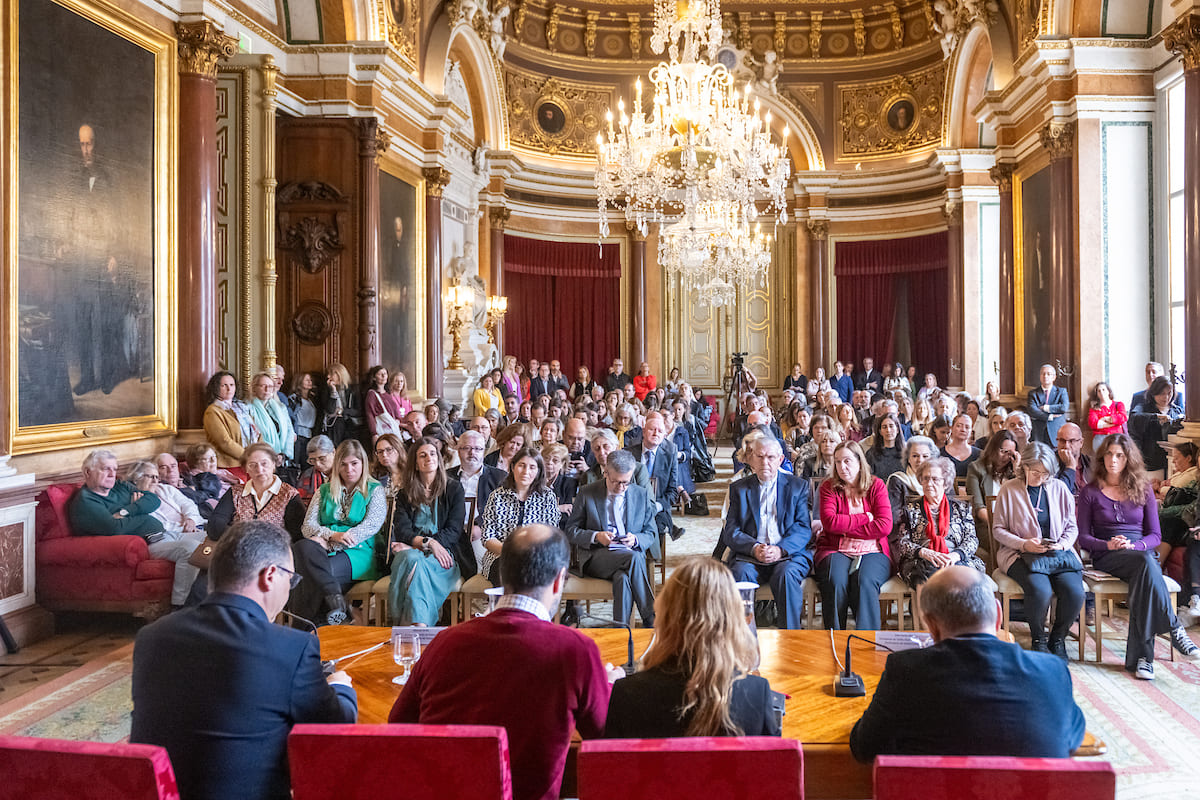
[449,430,507,575]
[1054,422,1092,494]
[132,519,356,800]
[565,449,657,627]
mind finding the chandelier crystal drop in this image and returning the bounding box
[594,0,790,295]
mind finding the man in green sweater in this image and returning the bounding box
[69,449,203,606]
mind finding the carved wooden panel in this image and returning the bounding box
[276,118,363,379]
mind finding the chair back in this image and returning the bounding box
[0,735,179,799]
[288,723,511,800]
[982,494,998,573]
[578,737,803,800]
[873,755,1115,800]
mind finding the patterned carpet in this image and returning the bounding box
[2,446,1199,798]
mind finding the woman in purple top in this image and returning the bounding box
[1077,434,1199,679]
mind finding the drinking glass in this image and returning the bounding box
[392,631,421,685]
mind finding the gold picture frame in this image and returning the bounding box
[5,0,177,454]
[1012,153,1053,396]
[377,157,428,396]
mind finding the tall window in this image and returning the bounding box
[1167,79,1187,377]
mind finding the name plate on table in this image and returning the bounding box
[392,627,447,646]
[874,631,933,652]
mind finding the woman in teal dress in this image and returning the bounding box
[291,439,388,625]
[387,437,467,625]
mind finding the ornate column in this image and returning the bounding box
[489,206,510,358]
[356,119,384,372]
[944,200,965,389]
[1040,121,1078,399]
[627,222,647,366]
[807,218,829,370]
[176,21,236,429]
[259,56,279,372]
[423,166,451,396]
[1165,14,1200,429]
[990,163,1016,395]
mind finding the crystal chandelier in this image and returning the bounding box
[595,0,791,291]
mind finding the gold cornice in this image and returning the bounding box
[1039,121,1075,161]
[423,166,452,195]
[989,163,1014,193]
[175,21,238,79]
[1164,13,1200,72]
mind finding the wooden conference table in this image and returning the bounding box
[318,627,1104,800]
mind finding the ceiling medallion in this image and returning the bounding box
[594,0,790,298]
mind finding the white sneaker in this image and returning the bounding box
[1133,658,1155,680]
[1179,596,1200,628]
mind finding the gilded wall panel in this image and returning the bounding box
[836,61,944,161]
[379,0,418,68]
[215,74,241,380]
[503,69,611,156]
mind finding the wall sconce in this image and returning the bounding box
[485,295,508,345]
[444,285,473,371]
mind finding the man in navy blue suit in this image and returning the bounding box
[850,566,1086,762]
[1027,363,1071,445]
[131,520,357,800]
[721,437,813,629]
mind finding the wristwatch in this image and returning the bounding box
[419,538,434,555]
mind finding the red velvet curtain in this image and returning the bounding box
[503,235,621,380]
[834,231,948,380]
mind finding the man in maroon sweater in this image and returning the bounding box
[389,525,620,800]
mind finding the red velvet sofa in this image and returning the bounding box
[35,482,174,618]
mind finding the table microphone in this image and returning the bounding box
[575,612,636,676]
[834,638,866,697]
[278,610,336,676]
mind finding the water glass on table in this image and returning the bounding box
[392,631,421,685]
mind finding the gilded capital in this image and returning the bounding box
[375,128,392,156]
[261,54,279,98]
[625,220,646,242]
[175,21,237,79]
[807,218,829,240]
[489,206,511,230]
[942,200,963,227]
[988,162,1015,192]
[1164,13,1200,72]
[1039,121,1075,161]
[423,166,452,196]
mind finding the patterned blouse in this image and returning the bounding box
[479,487,561,579]
[895,496,984,588]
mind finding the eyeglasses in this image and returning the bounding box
[374,446,397,455]
[1058,438,1083,445]
[459,446,485,454]
[273,564,303,589]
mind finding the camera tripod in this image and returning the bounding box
[719,354,751,440]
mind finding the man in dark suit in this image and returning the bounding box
[605,358,632,393]
[721,437,813,629]
[131,520,357,800]
[529,363,556,402]
[449,430,507,573]
[1131,361,1185,413]
[1027,363,1070,445]
[566,449,657,627]
[854,356,882,395]
[547,359,571,396]
[850,566,1086,762]
[627,412,681,547]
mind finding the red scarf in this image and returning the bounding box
[923,494,950,554]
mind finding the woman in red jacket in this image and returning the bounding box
[1086,381,1128,449]
[817,440,893,630]
[632,361,657,402]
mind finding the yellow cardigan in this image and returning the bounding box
[472,387,503,415]
[204,403,250,467]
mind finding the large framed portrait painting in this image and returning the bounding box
[8,0,175,451]
[1016,165,1053,390]
[378,167,423,390]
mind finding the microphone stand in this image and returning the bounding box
[278,610,337,675]
[574,611,636,676]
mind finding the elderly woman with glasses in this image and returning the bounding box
[992,443,1083,659]
[894,457,984,590]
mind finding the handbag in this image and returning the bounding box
[684,493,709,516]
[1022,547,1083,576]
[370,390,403,438]
[188,537,220,570]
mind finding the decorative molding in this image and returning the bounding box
[942,199,963,226]
[546,4,561,52]
[423,166,452,195]
[291,301,334,345]
[278,180,346,203]
[585,10,598,57]
[807,218,829,240]
[851,10,865,57]
[375,127,392,155]
[627,12,642,59]
[930,0,998,59]
[989,162,1015,192]
[282,217,344,273]
[1164,13,1200,72]
[1040,121,1076,161]
[377,0,419,68]
[503,70,610,156]
[175,21,238,79]
[489,205,512,229]
[809,11,823,59]
[837,61,945,161]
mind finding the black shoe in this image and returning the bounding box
[1030,636,1050,653]
[1170,624,1200,659]
[560,607,580,627]
[1047,637,1069,661]
[323,594,349,626]
[669,525,685,541]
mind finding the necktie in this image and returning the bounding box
[644,448,654,475]
[607,496,617,532]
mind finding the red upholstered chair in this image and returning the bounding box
[35,483,174,618]
[1164,544,1185,586]
[872,755,1116,800]
[288,724,512,800]
[578,737,804,800]
[0,735,180,799]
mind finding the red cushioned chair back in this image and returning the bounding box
[578,737,803,800]
[36,483,82,541]
[873,755,1116,800]
[0,735,179,799]
[288,724,512,800]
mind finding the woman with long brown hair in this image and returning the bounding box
[1077,433,1199,679]
[604,557,780,738]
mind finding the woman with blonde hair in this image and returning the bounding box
[604,557,781,737]
[909,396,935,437]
